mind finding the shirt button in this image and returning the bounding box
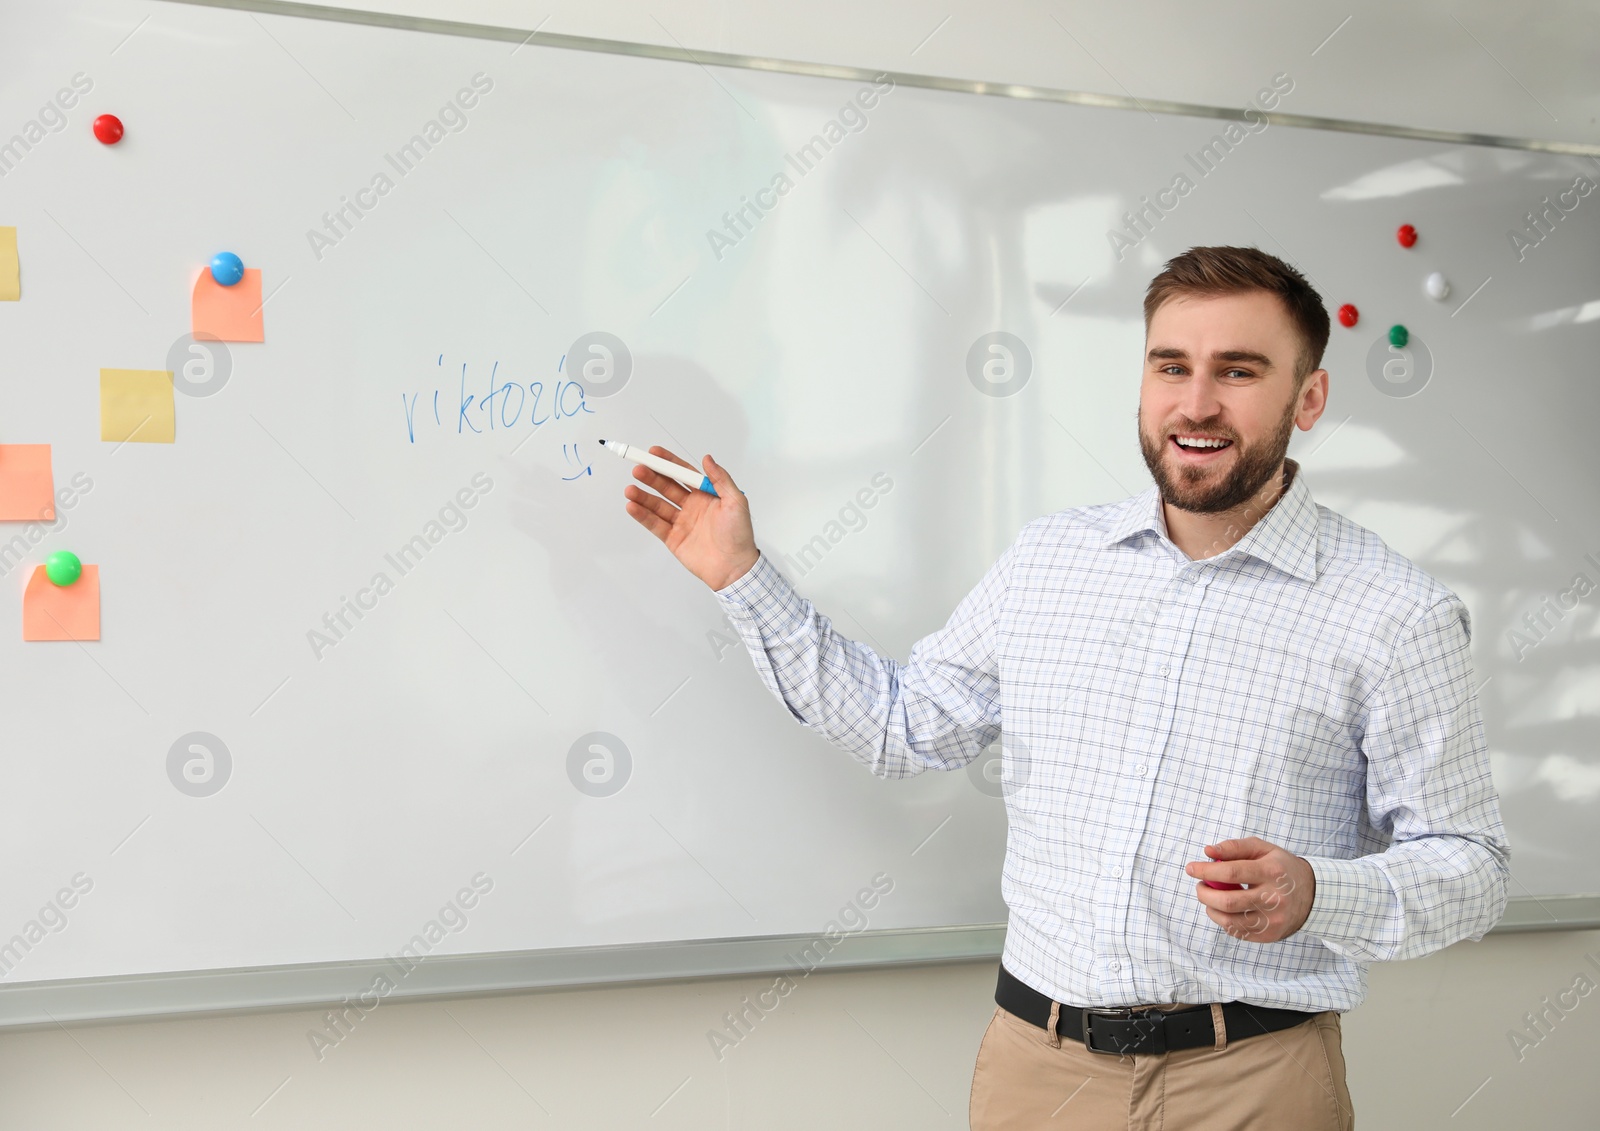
[1112,865,1124,878]
[1159,664,1170,677]
[1135,764,1148,777]
[1108,960,1122,972]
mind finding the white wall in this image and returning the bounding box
[4,2,1596,1127]
[1,932,1597,1127]
[267,0,1600,147]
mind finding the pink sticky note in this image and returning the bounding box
[192,267,265,342]
[23,564,100,641]
[0,444,54,521]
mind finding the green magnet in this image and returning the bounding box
[1388,324,1409,348]
[45,550,82,586]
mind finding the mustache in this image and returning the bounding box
[1158,419,1241,441]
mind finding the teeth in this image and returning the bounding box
[1175,437,1230,449]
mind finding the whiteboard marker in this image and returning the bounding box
[598,440,720,497]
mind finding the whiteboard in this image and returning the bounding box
[1,0,1596,1010]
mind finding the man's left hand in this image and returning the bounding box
[1186,837,1316,943]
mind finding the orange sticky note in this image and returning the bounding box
[192,267,264,341]
[100,368,175,443]
[23,564,100,641]
[0,226,18,301]
[0,444,54,520]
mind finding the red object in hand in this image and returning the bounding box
[93,114,124,144]
[1203,880,1244,890]
[1396,223,1417,248]
[1337,303,1358,328]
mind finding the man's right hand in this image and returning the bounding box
[622,447,760,591]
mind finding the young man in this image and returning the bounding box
[620,246,1509,1130]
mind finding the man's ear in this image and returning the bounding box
[1295,369,1329,429]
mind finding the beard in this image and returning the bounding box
[1137,383,1299,515]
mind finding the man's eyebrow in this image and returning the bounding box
[1147,347,1275,370]
[1214,349,1275,369]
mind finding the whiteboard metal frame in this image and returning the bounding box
[3,0,1587,1029]
[162,0,1600,158]
[2,897,1595,1029]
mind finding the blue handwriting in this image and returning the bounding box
[402,354,597,443]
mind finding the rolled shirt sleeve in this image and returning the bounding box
[712,545,1013,779]
[1299,594,1511,961]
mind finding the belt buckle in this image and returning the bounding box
[1082,1006,1165,1055]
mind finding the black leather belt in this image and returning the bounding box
[996,964,1316,1055]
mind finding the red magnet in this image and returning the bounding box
[1396,223,1417,248]
[93,114,124,145]
[1337,303,1359,328]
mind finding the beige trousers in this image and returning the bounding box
[968,1002,1354,1130]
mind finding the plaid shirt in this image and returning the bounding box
[713,458,1510,1011]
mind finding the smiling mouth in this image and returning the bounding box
[1170,434,1234,459]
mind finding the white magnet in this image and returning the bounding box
[1425,271,1450,300]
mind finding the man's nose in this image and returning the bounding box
[1174,377,1224,427]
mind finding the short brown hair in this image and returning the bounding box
[1143,246,1330,384]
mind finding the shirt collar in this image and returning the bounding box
[1098,458,1320,582]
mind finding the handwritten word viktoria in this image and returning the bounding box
[401,354,596,442]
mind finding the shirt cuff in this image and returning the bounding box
[713,550,779,602]
[713,551,810,631]
[1299,854,1387,957]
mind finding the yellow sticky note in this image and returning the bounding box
[24,564,101,641]
[0,226,18,301]
[192,267,264,342]
[100,369,175,443]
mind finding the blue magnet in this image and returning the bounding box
[209,251,244,287]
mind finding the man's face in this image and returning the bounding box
[1137,290,1325,514]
